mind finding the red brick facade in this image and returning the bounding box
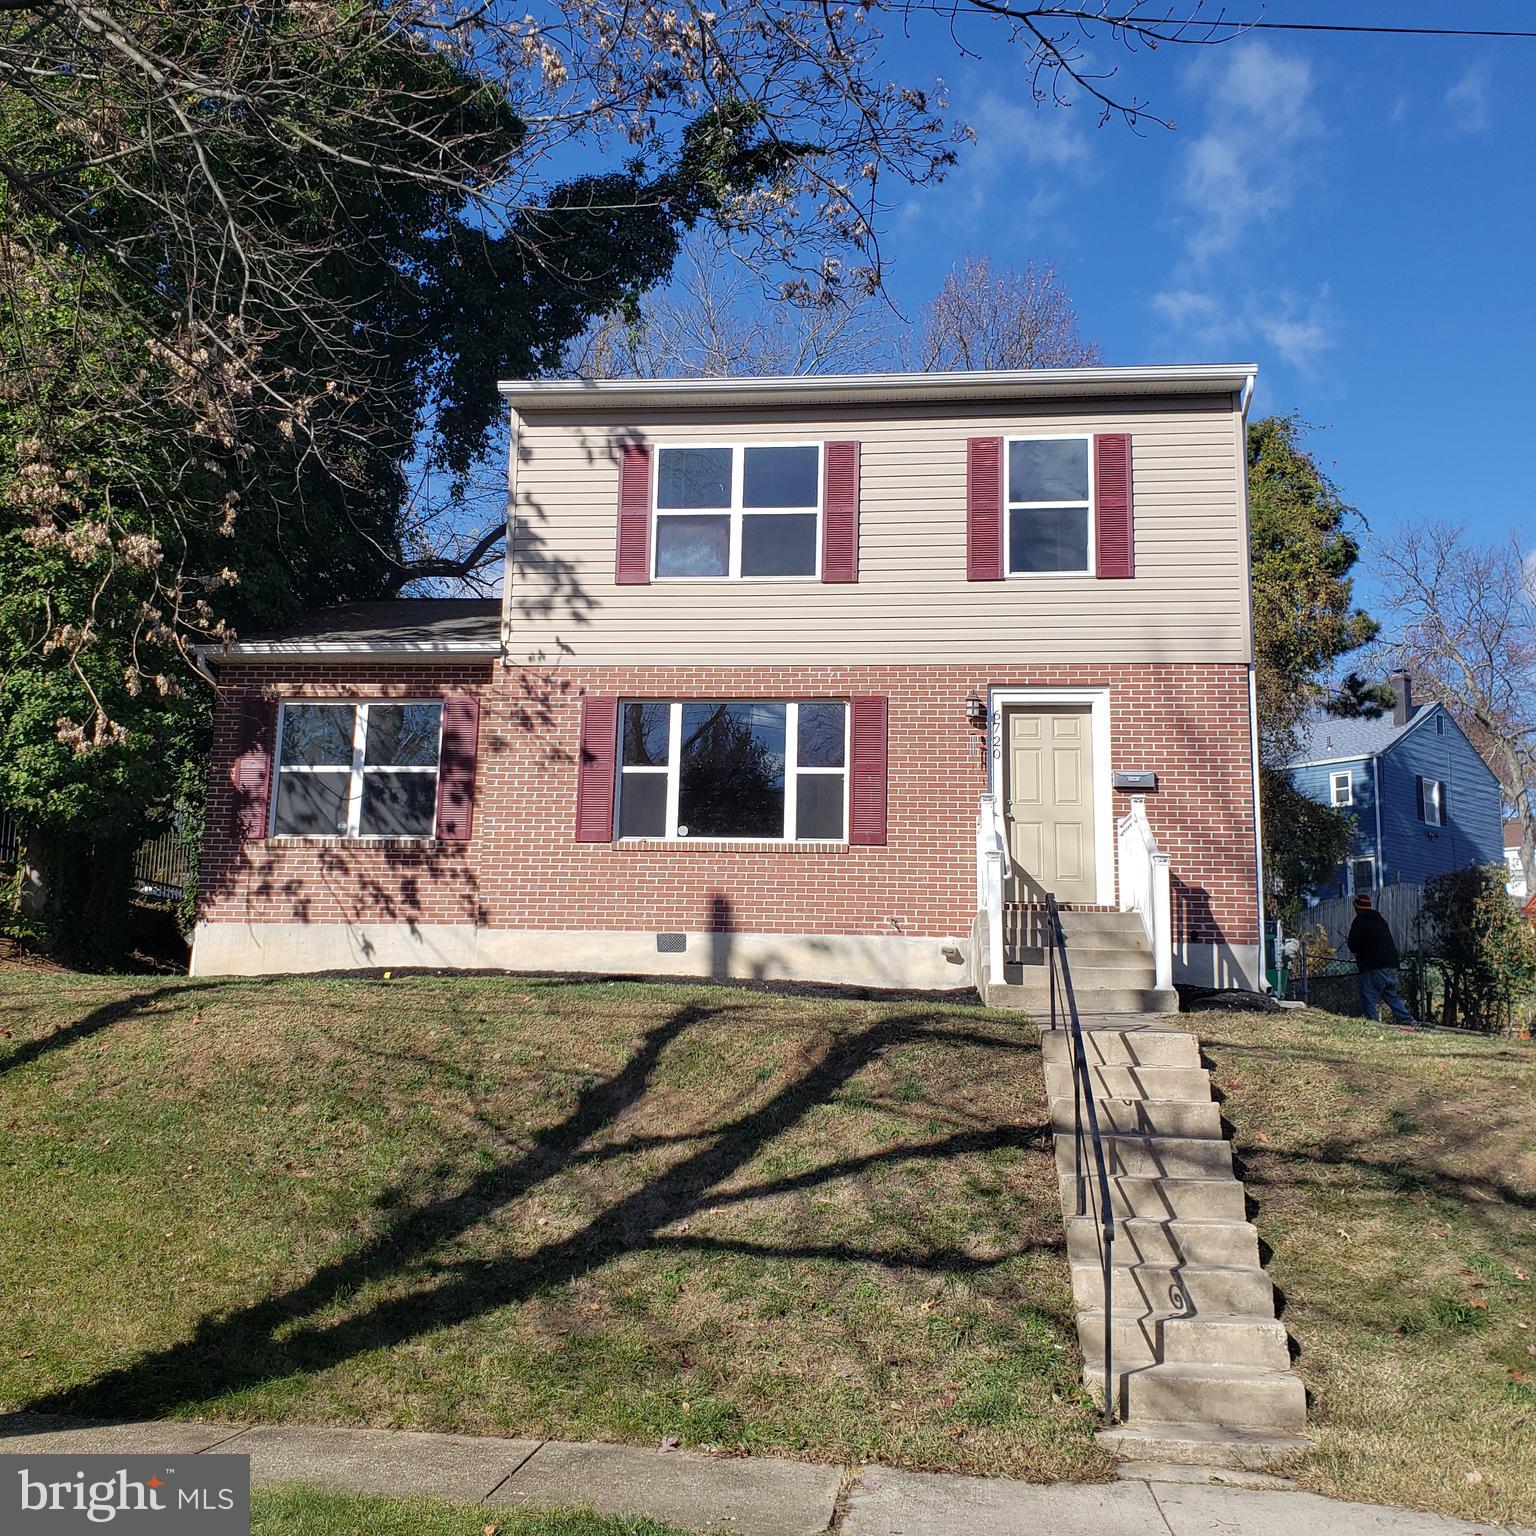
[199,660,1258,953]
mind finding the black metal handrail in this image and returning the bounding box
[1044,893,1118,1424]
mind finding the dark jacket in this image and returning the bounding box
[1347,910,1400,972]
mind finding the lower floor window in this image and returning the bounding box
[1349,856,1377,894]
[273,701,443,837]
[617,699,848,841]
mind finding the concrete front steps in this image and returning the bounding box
[983,910,1177,1014]
[1045,1019,1308,1470]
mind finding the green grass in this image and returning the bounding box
[253,1484,689,1536]
[0,970,1105,1481]
[1200,1008,1536,1525]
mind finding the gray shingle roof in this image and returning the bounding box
[1285,704,1434,766]
[217,599,501,657]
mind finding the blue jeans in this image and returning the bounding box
[1360,968,1416,1027]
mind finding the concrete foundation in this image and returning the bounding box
[189,920,970,991]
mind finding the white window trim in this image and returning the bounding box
[652,442,823,582]
[1330,769,1353,807]
[614,700,850,843]
[1421,776,1445,828]
[271,700,444,840]
[986,686,1115,905]
[1003,434,1094,579]
[1348,855,1377,895]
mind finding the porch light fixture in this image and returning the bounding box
[965,691,987,729]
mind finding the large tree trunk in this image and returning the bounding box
[17,830,136,966]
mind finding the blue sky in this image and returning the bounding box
[867,5,1534,609]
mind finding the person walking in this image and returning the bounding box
[1346,892,1419,1028]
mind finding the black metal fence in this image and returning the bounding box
[1287,943,1534,1035]
[0,813,192,902]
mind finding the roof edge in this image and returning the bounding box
[498,364,1258,411]
[200,640,503,663]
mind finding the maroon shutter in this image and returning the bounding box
[1094,433,1134,579]
[229,691,276,841]
[434,695,480,842]
[615,443,652,584]
[575,696,619,841]
[966,437,1003,581]
[822,440,860,583]
[848,695,889,846]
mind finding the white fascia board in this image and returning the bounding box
[497,364,1259,412]
[199,641,502,663]
[1287,752,1377,770]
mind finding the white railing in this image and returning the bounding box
[976,792,1009,986]
[1117,795,1173,991]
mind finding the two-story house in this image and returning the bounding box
[191,365,1267,1007]
[1285,671,1503,902]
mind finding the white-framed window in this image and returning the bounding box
[1349,855,1377,894]
[616,700,848,841]
[1330,769,1354,807]
[1005,436,1093,576]
[653,444,821,580]
[272,701,443,838]
[1419,775,1445,827]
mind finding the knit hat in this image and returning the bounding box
[1354,893,1373,910]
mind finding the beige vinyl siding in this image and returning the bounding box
[506,395,1251,666]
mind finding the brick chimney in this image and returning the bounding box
[1390,670,1413,728]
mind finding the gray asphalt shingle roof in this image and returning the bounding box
[1285,703,1434,766]
[220,599,501,655]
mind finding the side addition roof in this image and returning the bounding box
[1285,703,1437,767]
[205,599,502,661]
[497,363,1259,414]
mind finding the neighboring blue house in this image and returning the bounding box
[1286,672,1504,901]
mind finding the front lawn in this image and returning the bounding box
[1203,1008,1536,1526]
[254,1485,688,1536]
[0,971,1104,1480]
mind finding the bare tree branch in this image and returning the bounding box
[1373,525,1536,890]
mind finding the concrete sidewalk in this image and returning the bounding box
[1,1413,1528,1536]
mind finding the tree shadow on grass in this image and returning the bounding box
[9,999,1051,1429]
[0,988,216,1081]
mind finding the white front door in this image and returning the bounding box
[1004,706,1097,905]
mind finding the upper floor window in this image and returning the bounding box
[617,699,847,840]
[654,444,821,580]
[1330,769,1353,807]
[273,701,442,838]
[1007,437,1092,575]
[1418,775,1445,828]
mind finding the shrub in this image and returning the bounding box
[1420,865,1536,1032]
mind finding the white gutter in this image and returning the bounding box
[199,640,502,661]
[1248,665,1268,990]
[497,363,1259,410]
[501,406,521,658]
[1287,751,1378,770]
[1373,755,1385,885]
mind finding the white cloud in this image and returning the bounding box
[1152,285,1336,374]
[1175,42,1318,263]
[896,91,1097,233]
[1255,297,1335,372]
[1150,289,1239,356]
[1445,62,1492,133]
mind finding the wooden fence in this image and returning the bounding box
[1297,882,1425,955]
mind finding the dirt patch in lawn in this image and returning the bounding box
[1199,1008,1536,1526]
[0,972,1105,1481]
